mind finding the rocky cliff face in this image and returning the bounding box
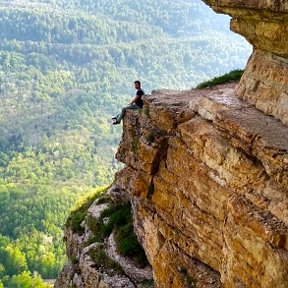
[54,192,155,288]
[56,1,288,287]
[115,81,288,287]
[204,0,288,124]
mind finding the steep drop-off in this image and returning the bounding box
[56,1,288,287]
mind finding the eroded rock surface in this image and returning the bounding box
[55,196,153,288]
[203,0,288,124]
[113,82,288,287]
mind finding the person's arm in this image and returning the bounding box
[129,94,140,105]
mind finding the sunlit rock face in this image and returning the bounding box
[58,1,288,287]
[115,82,288,287]
[204,0,288,125]
[103,3,288,283]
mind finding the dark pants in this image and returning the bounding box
[116,103,140,123]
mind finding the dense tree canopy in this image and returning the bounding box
[0,0,251,285]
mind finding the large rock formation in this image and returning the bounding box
[204,0,288,124]
[56,1,288,287]
[114,82,288,288]
[112,0,288,286]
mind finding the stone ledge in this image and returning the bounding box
[116,81,288,287]
[190,87,288,190]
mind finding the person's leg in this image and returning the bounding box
[115,104,138,123]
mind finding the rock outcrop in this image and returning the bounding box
[54,194,154,288]
[111,1,288,286]
[56,1,288,287]
[204,0,288,125]
[114,82,288,287]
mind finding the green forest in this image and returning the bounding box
[0,0,251,286]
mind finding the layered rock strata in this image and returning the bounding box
[204,0,288,124]
[113,82,288,287]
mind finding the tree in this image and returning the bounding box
[3,245,28,276]
[9,271,48,288]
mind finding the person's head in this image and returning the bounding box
[134,80,141,89]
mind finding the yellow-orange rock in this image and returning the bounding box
[114,81,288,287]
[203,0,288,125]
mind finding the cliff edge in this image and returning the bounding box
[114,80,288,287]
[204,0,288,124]
[56,1,288,287]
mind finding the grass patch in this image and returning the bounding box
[85,215,105,244]
[140,279,154,287]
[101,203,132,237]
[96,195,112,205]
[86,202,149,268]
[115,223,149,268]
[89,244,123,275]
[179,267,196,288]
[71,255,78,265]
[86,203,133,242]
[196,69,244,89]
[147,183,154,199]
[66,187,107,235]
[85,203,129,244]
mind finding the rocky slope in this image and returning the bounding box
[54,189,155,288]
[56,1,288,287]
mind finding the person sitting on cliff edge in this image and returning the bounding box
[112,80,145,125]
